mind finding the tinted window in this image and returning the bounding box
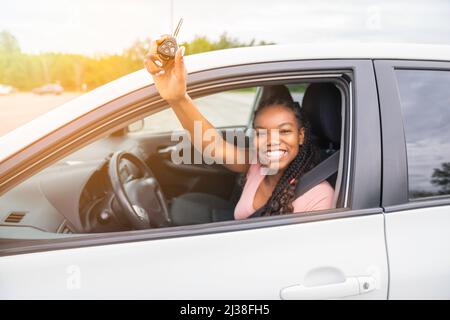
[396,69,450,199]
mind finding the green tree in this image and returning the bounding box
[181,32,274,55]
[0,30,23,87]
[431,162,450,195]
[0,30,20,54]
[0,30,274,91]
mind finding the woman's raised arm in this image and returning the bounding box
[144,37,250,173]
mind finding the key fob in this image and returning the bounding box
[156,18,183,62]
[157,36,178,61]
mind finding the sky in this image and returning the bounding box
[1,0,450,55]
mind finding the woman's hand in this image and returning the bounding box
[144,35,187,103]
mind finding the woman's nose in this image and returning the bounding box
[253,129,282,147]
[267,130,281,146]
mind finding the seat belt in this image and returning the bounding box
[293,149,340,198]
[249,150,340,218]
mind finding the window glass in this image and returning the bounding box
[396,69,450,199]
[140,88,257,133]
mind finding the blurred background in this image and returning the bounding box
[1,0,449,135]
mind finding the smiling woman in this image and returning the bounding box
[234,85,334,219]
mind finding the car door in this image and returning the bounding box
[0,59,388,299]
[375,60,450,299]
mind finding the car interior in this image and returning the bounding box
[0,81,343,238]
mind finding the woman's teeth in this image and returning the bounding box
[266,150,287,160]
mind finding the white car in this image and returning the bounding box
[32,83,64,95]
[0,84,17,95]
[0,43,450,299]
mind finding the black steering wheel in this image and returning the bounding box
[108,151,171,229]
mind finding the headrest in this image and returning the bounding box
[258,85,294,105]
[302,83,342,146]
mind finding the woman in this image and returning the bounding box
[144,37,334,219]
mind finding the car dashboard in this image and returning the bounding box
[0,135,148,238]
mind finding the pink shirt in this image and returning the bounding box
[234,163,335,220]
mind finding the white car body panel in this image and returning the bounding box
[385,205,450,299]
[0,214,387,299]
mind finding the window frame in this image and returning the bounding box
[0,59,382,256]
[374,59,450,212]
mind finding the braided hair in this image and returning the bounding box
[243,85,320,216]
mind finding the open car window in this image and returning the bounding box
[134,88,258,135]
[0,79,346,243]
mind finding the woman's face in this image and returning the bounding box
[253,104,304,173]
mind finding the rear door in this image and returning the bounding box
[375,60,450,299]
[0,59,388,299]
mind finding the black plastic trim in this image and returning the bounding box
[348,60,382,210]
[384,197,450,213]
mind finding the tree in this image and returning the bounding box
[0,30,21,54]
[1,30,274,91]
[431,162,450,195]
[180,32,274,55]
[0,31,23,87]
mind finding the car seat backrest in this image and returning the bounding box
[302,83,342,151]
[302,83,342,188]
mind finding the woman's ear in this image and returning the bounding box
[299,127,305,145]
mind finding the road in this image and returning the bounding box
[0,93,82,136]
[0,92,257,137]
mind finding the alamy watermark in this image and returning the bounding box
[66,264,81,290]
[169,121,284,175]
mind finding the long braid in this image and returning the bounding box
[239,87,320,216]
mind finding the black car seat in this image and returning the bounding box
[170,192,234,226]
[301,83,342,187]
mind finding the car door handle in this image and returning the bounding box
[280,276,376,300]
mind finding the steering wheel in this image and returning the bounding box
[108,151,171,229]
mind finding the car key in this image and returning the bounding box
[157,18,183,61]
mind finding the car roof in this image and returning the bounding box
[1,42,450,162]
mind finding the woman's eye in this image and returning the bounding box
[256,130,267,136]
[280,130,291,134]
